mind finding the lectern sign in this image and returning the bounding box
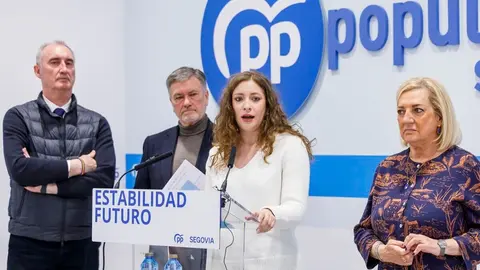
[92,188,221,249]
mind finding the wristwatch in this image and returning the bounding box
[437,239,447,256]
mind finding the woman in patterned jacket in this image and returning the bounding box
[353,77,480,269]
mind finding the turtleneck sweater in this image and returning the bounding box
[172,114,209,173]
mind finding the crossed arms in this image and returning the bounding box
[2,108,116,198]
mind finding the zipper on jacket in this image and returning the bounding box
[59,116,67,247]
[60,199,66,247]
[60,198,66,246]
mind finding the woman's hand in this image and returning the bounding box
[246,208,276,233]
[404,233,441,256]
[379,239,414,266]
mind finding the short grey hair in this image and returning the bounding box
[36,40,75,65]
[166,66,207,92]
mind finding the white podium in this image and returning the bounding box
[92,188,255,269]
[92,188,221,249]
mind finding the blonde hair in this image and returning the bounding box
[396,77,461,151]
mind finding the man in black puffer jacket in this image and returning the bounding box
[2,40,116,270]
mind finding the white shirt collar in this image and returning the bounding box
[42,94,71,114]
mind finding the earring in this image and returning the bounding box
[436,126,441,135]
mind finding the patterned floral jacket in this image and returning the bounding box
[354,146,480,270]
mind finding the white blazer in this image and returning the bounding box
[205,133,311,270]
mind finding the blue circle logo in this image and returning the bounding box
[201,0,324,118]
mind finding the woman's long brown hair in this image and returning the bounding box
[210,70,313,170]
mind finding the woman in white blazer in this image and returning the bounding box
[205,70,312,270]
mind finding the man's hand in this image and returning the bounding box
[22,147,30,158]
[21,147,58,195]
[69,150,97,177]
[25,183,58,195]
[80,150,97,173]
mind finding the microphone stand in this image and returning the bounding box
[220,146,236,208]
[102,168,134,270]
[220,166,232,208]
[113,168,135,189]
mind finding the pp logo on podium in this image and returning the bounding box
[174,233,184,244]
[201,0,324,118]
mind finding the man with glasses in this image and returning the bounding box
[134,66,213,270]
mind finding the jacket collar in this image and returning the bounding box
[36,91,77,118]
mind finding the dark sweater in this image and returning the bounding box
[3,92,116,242]
[3,105,115,197]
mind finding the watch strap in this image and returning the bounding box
[437,239,446,256]
[40,185,47,194]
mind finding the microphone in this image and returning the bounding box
[134,151,173,171]
[113,151,173,189]
[220,146,236,207]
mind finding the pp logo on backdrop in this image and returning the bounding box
[174,233,184,244]
[201,0,324,118]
